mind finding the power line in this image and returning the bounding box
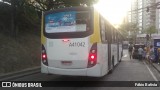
[128,2,160,12]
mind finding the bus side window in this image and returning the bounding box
[113,29,116,44]
[117,32,119,43]
[105,24,109,43]
[107,25,112,43]
[111,27,114,43]
[113,29,117,44]
[115,32,117,43]
[100,16,106,43]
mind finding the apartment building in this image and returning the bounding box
[129,0,156,33]
[156,0,160,33]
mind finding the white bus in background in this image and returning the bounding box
[41,7,123,77]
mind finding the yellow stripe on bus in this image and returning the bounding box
[90,9,101,43]
[41,13,46,44]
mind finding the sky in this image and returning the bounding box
[94,0,131,26]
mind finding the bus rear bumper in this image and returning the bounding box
[41,63,103,77]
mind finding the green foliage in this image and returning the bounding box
[17,0,40,30]
[119,23,129,39]
[28,0,97,11]
[145,26,157,35]
[119,23,139,37]
[119,22,139,43]
[0,2,11,32]
[0,0,97,37]
[0,0,40,36]
[130,23,139,33]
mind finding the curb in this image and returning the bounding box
[152,64,160,74]
[0,66,40,81]
[145,59,160,74]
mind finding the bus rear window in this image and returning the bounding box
[45,11,90,33]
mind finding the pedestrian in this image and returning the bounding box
[157,48,160,64]
[138,46,143,60]
[149,45,155,63]
[142,47,147,60]
[128,44,133,59]
[145,47,150,63]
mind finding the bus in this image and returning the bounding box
[41,6,123,77]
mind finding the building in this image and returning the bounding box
[138,0,143,31]
[129,0,156,33]
[131,0,138,24]
[156,0,160,33]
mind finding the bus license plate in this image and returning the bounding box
[61,61,72,65]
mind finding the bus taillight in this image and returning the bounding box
[87,43,97,68]
[89,54,96,61]
[42,45,48,66]
[42,54,47,59]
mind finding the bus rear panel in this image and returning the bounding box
[41,7,103,77]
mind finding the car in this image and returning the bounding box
[132,44,145,59]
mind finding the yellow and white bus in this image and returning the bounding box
[41,7,123,77]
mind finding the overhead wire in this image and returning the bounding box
[128,2,160,13]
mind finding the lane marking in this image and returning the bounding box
[123,54,127,57]
[143,61,158,81]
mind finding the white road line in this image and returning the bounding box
[143,61,158,81]
[123,54,127,57]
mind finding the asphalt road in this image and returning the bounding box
[1,50,160,90]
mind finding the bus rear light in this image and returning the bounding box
[91,49,96,53]
[89,54,96,61]
[87,43,97,68]
[62,39,70,42]
[42,44,48,66]
[42,54,47,59]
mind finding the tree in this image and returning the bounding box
[0,2,11,33]
[119,23,130,40]
[145,26,157,36]
[130,23,139,44]
[1,0,40,38]
[0,0,98,39]
[28,0,98,11]
[119,22,139,44]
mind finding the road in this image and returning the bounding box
[1,50,160,90]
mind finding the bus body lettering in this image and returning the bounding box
[69,42,85,47]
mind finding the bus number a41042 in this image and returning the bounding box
[69,42,85,47]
